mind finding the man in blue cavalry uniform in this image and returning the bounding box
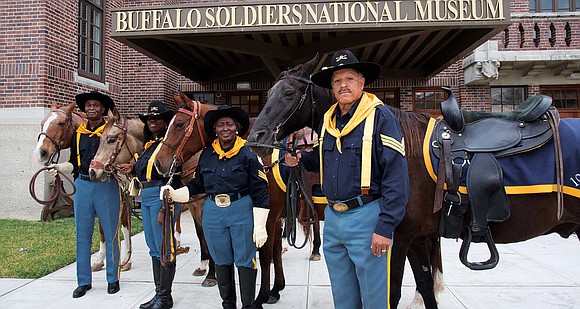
[285,50,410,309]
[161,106,269,309]
[49,91,122,298]
[117,100,179,309]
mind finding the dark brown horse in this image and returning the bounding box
[246,55,580,307]
[153,95,289,307]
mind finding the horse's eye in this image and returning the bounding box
[57,122,65,126]
[107,137,117,144]
[175,122,184,129]
[284,90,295,97]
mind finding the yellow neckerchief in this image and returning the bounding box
[76,121,106,137]
[212,136,246,159]
[323,92,383,153]
[144,137,163,151]
[75,120,107,166]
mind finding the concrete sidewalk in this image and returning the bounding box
[1,212,579,308]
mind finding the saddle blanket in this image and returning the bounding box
[271,140,327,204]
[423,117,580,198]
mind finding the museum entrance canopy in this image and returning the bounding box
[112,0,511,83]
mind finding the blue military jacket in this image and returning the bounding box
[186,145,270,209]
[69,120,105,179]
[300,99,410,237]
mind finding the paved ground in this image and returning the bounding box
[1,211,579,309]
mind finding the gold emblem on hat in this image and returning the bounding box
[332,202,348,212]
[215,194,231,207]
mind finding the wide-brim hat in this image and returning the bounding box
[311,50,382,89]
[138,100,174,123]
[204,106,250,139]
[75,91,115,114]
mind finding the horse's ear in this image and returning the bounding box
[302,53,320,77]
[64,101,76,114]
[173,94,183,105]
[50,101,58,110]
[179,92,191,105]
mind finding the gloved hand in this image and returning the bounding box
[47,162,73,177]
[253,207,270,248]
[159,185,190,203]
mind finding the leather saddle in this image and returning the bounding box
[433,88,559,270]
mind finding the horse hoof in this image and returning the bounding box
[201,278,217,287]
[310,254,321,261]
[192,268,207,276]
[266,295,280,304]
[121,262,132,271]
[91,263,104,272]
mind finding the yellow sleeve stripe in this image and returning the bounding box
[258,170,269,184]
[380,135,405,157]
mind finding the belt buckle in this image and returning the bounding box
[215,194,231,207]
[332,202,348,212]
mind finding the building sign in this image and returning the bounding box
[113,0,507,34]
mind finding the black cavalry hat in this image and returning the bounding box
[75,91,115,114]
[204,106,250,139]
[138,100,174,124]
[311,50,382,89]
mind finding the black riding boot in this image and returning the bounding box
[238,267,257,309]
[140,257,161,309]
[151,262,175,309]
[216,264,236,308]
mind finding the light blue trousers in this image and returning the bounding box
[323,199,392,309]
[74,177,121,286]
[202,195,256,269]
[141,186,180,259]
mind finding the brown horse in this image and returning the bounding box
[154,95,292,307]
[33,102,134,271]
[246,54,580,308]
[88,106,217,287]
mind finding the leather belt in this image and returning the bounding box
[141,179,164,189]
[79,174,91,181]
[328,194,377,212]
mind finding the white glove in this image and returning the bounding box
[159,185,190,203]
[47,162,73,177]
[253,207,270,248]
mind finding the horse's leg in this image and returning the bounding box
[406,236,438,309]
[255,239,273,309]
[187,199,217,287]
[310,219,322,261]
[120,205,132,271]
[267,218,286,304]
[91,223,106,271]
[389,230,411,309]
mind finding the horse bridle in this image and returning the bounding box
[89,120,132,175]
[38,109,74,165]
[160,102,207,183]
[272,73,318,143]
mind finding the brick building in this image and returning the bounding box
[1,0,578,219]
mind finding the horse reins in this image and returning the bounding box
[30,109,76,215]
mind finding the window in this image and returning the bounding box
[78,0,104,81]
[227,92,262,117]
[541,87,579,109]
[413,88,447,115]
[491,87,526,112]
[529,0,580,12]
[369,88,400,108]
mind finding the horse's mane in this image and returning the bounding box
[387,106,431,157]
[274,64,307,83]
